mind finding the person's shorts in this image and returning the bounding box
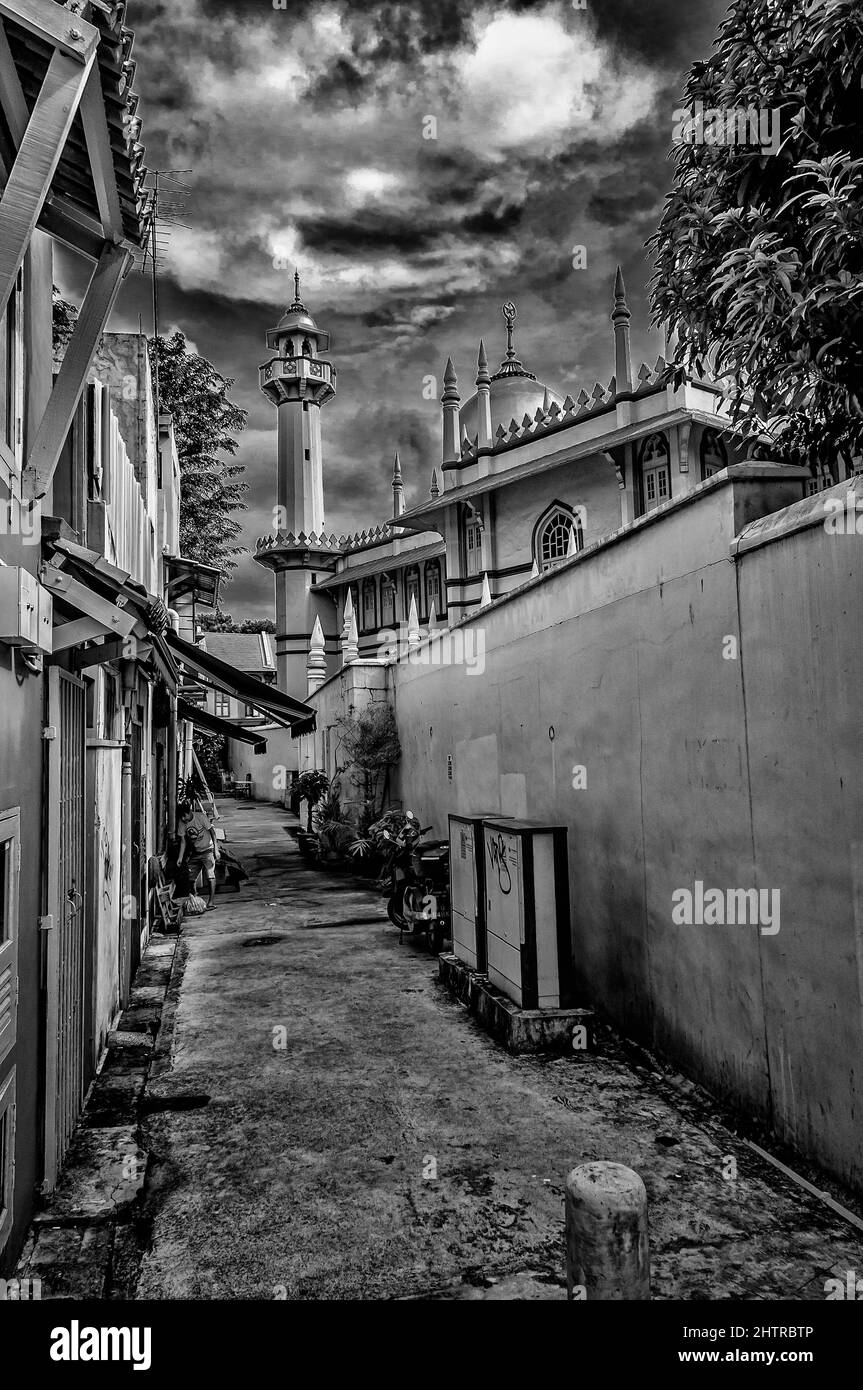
[189,851,216,876]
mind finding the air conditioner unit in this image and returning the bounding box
[482,818,574,1010]
[448,812,513,973]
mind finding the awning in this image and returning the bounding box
[41,534,178,692]
[166,631,315,727]
[164,554,221,609]
[177,698,268,753]
[290,712,316,739]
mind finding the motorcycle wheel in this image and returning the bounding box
[387,887,408,930]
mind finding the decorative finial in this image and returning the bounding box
[476,338,490,388]
[502,301,517,360]
[392,451,403,483]
[491,302,534,382]
[294,268,300,301]
[612,265,630,323]
[442,356,460,404]
[429,468,440,498]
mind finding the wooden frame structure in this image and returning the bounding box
[0,0,151,501]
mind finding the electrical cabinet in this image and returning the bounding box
[482,818,574,1010]
[0,565,53,650]
[449,812,512,972]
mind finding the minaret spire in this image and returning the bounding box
[476,339,492,450]
[392,450,405,518]
[441,355,461,465]
[612,264,633,395]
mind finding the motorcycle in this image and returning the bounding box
[378,812,451,954]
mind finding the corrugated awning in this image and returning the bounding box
[290,712,316,739]
[166,631,315,727]
[177,698,268,753]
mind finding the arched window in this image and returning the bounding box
[535,505,582,572]
[700,427,727,480]
[639,432,670,513]
[362,578,377,633]
[425,560,441,619]
[404,565,420,621]
[302,338,312,358]
[381,576,395,627]
[285,340,294,357]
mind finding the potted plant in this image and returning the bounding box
[295,769,330,832]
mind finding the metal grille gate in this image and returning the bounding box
[43,668,86,1190]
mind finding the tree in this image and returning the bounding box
[199,608,238,632]
[239,618,276,633]
[648,0,863,471]
[198,612,275,633]
[336,703,401,824]
[152,330,249,575]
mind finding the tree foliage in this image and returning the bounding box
[52,286,77,357]
[199,610,275,633]
[336,703,401,821]
[152,330,249,575]
[648,0,863,469]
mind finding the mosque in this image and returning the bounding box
[252,270,746,703]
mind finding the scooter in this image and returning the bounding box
[380,815,451,954]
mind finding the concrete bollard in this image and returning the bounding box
[565,1161,649,1300]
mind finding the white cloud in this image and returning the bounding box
[457,7,659,156]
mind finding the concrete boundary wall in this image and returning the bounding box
[379,466,863,1193]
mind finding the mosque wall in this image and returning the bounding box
[378,463,863,1195]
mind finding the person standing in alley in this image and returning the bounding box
[177,798,220,910]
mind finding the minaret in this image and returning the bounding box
[475,340,492,449]
[392,451,405,517]
[441,357,460,466]
[254,271,339,699]
[612,265,633,395]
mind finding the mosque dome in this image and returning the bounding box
[459,375,563,438]
[275,270,319,334]
[457,302,562,440]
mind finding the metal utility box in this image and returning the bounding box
[449,813,512,972]
[0,565,51,650]
[482,818,574,1010]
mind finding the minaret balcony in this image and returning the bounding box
[259,355,336,404]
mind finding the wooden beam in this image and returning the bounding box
[39,564,137,638]
[79,62,123,238]
[0,19,29,145]
[51,614,107,651]
[77,638,152,672]
[38,197,106,261]
[0,45,96,319]
[0,0,98,63]
[24,240,129,499]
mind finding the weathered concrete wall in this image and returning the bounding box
[370,464,863,1193]
[0,233,53,1271]
[229,726,295,803]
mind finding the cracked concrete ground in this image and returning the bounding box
[126,797,863,1301]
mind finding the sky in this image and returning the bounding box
[59,0,730,619]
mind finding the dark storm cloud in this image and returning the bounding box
[587,0,730,70]
[295,212,435,256]
[105,0,733,619]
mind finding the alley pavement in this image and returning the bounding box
[125,797,863,1300]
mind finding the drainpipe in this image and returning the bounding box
[166,608,180,835]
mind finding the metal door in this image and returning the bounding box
[43,668,86,1190]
